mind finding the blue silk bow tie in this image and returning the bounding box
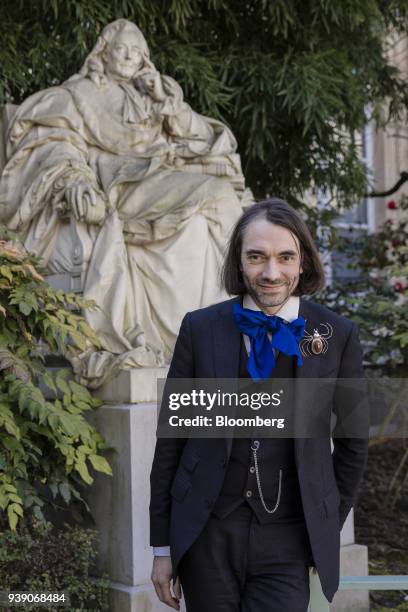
[232,303,305,381]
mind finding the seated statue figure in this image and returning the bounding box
[0,19,252,387]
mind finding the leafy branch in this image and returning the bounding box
[0,233,112,531]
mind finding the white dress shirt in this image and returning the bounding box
[153,294,300,557]
[242,294,300,354]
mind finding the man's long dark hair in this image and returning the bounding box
[221,198,325,297]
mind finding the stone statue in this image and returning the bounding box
[0,19,252,387]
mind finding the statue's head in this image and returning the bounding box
[80,19,154,85]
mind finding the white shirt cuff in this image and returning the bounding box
[153,546,171,556]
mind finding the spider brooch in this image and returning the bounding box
[300,322,333,357]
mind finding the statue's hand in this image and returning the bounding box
[140,70,166,102]
[64,181,100,223]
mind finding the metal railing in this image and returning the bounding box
[308,572,408,611]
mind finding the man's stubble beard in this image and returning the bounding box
[243,273,300,309]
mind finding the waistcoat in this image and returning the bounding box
[212,338,305,525]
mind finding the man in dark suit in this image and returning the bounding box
[150,198,368,611]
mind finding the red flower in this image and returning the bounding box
[387,200,397,210]
[391,239,399,248]
[394,281,405,292]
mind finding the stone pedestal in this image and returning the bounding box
[329,512,369,611]
[94,368,168,405]
[86,401,157,586]
[86,369,368,612]
[108,582,186,612]
[85,369,173,612]
[332,544,369,612]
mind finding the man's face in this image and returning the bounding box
[104,31,144,81]
[240,218,303,314]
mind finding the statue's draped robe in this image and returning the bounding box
[0,75,245,386]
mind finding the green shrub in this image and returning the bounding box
[317,196,408,376]
[0,517,109,611]
[0,230,113,531]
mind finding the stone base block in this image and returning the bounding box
[95,367,168,403]
[340,509,355,546]
[109,581,186,612]
[331,544,369,612]
[85,402,159,586]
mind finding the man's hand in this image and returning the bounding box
[64,180,98,223]
[151,556,182,610]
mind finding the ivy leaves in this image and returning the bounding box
[0,237,112,531]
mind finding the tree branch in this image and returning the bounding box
[366,171,408,198]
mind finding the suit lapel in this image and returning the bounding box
[294,297,323,464]
[212,297,241,458]
[212,297,241,378]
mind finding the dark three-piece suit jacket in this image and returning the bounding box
[149,296,369,602]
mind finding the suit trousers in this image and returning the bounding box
[177,502,313,612]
